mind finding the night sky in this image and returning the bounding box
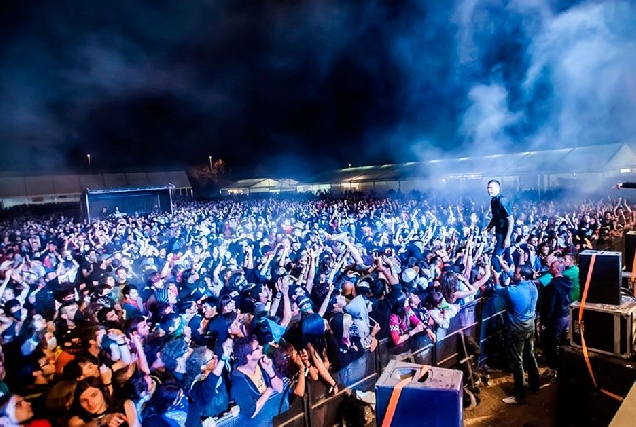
[1,0,636,179]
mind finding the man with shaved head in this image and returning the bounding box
[540,260,572,381]
[486,179,513,272]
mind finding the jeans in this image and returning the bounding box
[542,316,570,369]
[491,232,513,272]
[506,326,540,400]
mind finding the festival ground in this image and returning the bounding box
[464,367,557,427]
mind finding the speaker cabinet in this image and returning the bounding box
[578,250,621,305]
[625,231,636,272]
[375,360,463,427]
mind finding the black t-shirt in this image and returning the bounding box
[490,195,512,233]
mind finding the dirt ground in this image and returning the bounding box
[463,367,557,427]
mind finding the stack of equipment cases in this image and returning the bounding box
[570,298,636,359]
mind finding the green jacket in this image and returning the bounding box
[563,265,580,302]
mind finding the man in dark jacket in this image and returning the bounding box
[486,180,514,272]
[540,260,572,380]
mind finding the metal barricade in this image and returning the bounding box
[270,296,507,427]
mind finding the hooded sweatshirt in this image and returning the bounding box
[541,275,573,326]
[344,296,371,347]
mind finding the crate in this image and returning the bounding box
[570,299,636,359]
[375,360,463,427]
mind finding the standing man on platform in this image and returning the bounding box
[486,180,514,272]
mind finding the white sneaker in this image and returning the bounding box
[502,396,521,404]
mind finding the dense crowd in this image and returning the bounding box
[0,189,632,426]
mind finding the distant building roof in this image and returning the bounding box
[0,171,191,199]
[307,143,636,183]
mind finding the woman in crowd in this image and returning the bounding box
[388,291,431,346]
[68,377,137,427]
[294,314,340,392]
[439,270,482,307]
[123,370,155,425]
[207,311,243,346]
[272,343,309,400]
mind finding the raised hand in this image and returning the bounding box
[259,355,274,373]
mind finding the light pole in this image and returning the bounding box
[87,154,91,168]
[208,155,213,172]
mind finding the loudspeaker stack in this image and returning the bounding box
[578,250,622,305]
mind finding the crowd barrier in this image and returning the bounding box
[211,297,506,427]
[208,237,628,426]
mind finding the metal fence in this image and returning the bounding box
[211,297,506,427]
[214,239,631,427]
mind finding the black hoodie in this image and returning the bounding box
[541,275,573,326]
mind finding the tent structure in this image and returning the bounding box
[221,178,300,194]
[221,143,636,196]
[0,171,192,208]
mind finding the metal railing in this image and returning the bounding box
[254,297,506,427]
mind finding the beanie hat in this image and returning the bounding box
[296,295,313,313]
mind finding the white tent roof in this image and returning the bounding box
[0,171,191,199]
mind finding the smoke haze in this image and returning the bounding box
[1,0,635,179]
